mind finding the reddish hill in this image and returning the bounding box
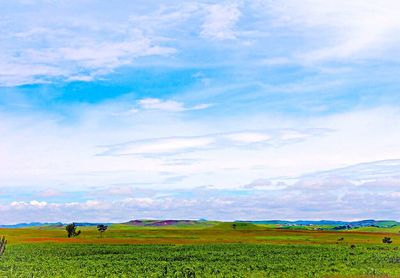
[123,220,198,227]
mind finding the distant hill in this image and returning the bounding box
[236,219,400,228]
[0,220,196,228]
[123,220,199,227]
[0,222,111,228]
[0,222,64,228]
[0,219,399,229]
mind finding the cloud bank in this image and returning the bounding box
[0,1,399,222]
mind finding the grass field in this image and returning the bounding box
[1,223,400,277]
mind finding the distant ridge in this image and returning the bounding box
[123,219,198,227]
[0,222,111,228]
[236,219,400,228]
[0,220,198,228]
[0,222,64,228]
[0,219,399,229]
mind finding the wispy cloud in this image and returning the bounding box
[0,4,176,86]
[300,159,400,182]
[2,0,400,87]
[100,129,328,156]
[137,98,211,112]
[256,0,400,63]
[200,2,241,40]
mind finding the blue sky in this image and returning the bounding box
[1,0,400,223]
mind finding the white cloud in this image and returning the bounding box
[122,197,155,208]
[30,200,48,208]
[0,6,176,86]
[105,136,215,155]
[81,200,102,209]
[3,0,399,87]
[101,129,323,156]
[138,98,211,112]
[257,0,400,63]
[291,177,354,190]
[56,33,175,69]
[0,101,398,192]
[11,200,47,208]
[201,3,241,40]
[226,132,271,144]
[10,201,27,208]
[301,159,400,182]
[3,175,400,223]
[0,61,62,86]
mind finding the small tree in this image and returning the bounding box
[336,237,344,244]
[97,224,108,237]
[383,237,393,244]
[66,223,81,238]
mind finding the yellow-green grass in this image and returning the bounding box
[355,225,400,233]
[1,223,399,246]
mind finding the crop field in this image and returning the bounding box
[0,223,399,277]
[1,243,400,277]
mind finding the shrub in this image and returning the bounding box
[66,223,81,238]
[383,237,392,244]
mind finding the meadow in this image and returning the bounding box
[0,222,400,277]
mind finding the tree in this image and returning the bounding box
[66,223,81,238]
[336,237,344,244]
[383,237,393,244]
[97,224,108,237]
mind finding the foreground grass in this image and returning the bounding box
[0,243,400,277]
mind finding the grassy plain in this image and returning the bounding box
[0,222,400,277]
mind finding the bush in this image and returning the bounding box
[382,237,392,244]
[65,223,81,238]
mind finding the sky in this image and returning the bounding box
[1,0,400,223]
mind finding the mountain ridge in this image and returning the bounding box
[0,219,398,228]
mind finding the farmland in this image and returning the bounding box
[0,222,400,277]
[2,243,400,277]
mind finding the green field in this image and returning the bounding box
[2,243,400,277]
[0,223,400,277]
